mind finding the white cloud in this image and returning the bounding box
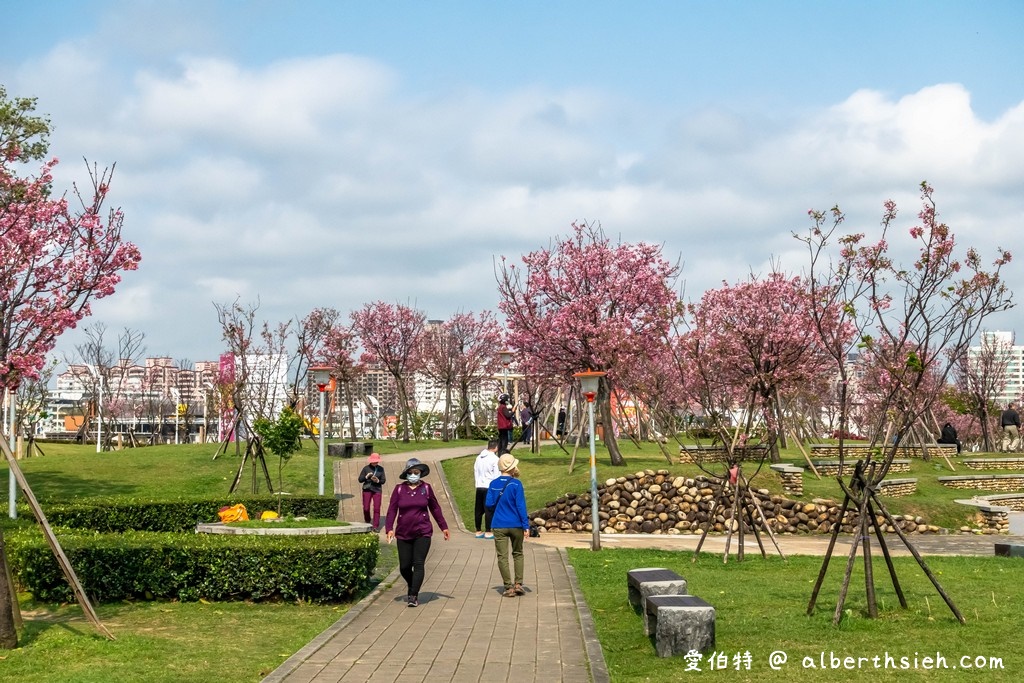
[9,45,1023,363]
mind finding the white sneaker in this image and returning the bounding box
[475,532,484,538]
[484,533,494,539]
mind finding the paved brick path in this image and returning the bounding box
[263,446,1022,682]
[262,447,603,683]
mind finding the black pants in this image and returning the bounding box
[396,536,432,596]
[474,487,494,532]
[498,428,512,454]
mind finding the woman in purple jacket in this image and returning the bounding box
[384,458,450,607]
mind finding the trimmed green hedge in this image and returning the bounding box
[21,496,340,533]
[8,528,378,603]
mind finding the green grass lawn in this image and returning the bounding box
[5,436,487,502]
[0,600,344,683]
[569,549,1023,682]
[0,438,445,682]
[1,437,1019,682]
[442,439,1024,681]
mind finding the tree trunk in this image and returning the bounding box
[599,382,625,466]
[0,530,19,648]
[344,381,357,440]
[442,382,453,442]
[395,379,411,443]
[979,403,992,453]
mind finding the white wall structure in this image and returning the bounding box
[969,331,1022,407]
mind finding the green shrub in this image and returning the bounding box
[24,495,340,533]
[8,528,378,604]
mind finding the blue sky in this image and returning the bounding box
[4,1,1024,364]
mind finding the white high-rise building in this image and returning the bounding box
[969,331,1023,407]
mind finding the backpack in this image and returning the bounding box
[485,478,513,514]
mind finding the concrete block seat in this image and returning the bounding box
[645,594,716,657]
[627,567,688,633]
[995,543,1024,558]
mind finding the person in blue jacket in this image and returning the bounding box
[486,453,530,597]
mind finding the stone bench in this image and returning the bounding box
[964,457,1024,471]
[809,444,957,459]
[938,474,1024,492]
[627,567,688,634]
[679,445,768,464]
[995,543,1024,558]
[877,478,917,497]
[327,441,374,458]
[810,459,911,476]
[954,498,1012,534]
[770,463,804,496]
[645,594,716,657]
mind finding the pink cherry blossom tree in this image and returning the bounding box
[0,158,140,388]
[351,302,426,443]
[800,183,1012,625]
[290,307,342,412]
[681,272,842,461]
[0,90,140,648]
[497,221,680,466]
[319,322,365,440]
[418,311,502,441]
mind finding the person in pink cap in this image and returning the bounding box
[357,452,386,531]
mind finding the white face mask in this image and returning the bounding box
[406,473,421,484]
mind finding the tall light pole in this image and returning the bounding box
[574,370,605,551]
[498,349,514,395]
[311,366,333,496]
[171,388,181,445]
[7,387,17,519]
[86,364,103,454]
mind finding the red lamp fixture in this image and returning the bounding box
[310,366,333,392]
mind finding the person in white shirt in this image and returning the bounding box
[473,440,501,538]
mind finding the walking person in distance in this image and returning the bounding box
[357,452,386,531]
[497,393,515,454]
[384,458,450,607]
[518,397,535,448]
[1000,404,1020,452]
[486,453,530,598]
[474,440,501,539]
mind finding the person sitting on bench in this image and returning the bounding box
[936,422,962,454]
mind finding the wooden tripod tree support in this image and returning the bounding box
[692,461,786,564]
[806,458,966,625]
[228,435,275,495]
[0,438,115,640]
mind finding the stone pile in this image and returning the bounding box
[530,469,941,536]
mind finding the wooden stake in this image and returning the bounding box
[790,429,821,479]
[0,439,114,640]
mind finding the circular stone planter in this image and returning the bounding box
[195,521,374,536]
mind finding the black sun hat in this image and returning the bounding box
[400,457,431,479]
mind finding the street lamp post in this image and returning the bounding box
[7,387,17,519]
[86,364,103,454]
[574,370,606,551]
[171,388,181,445]
[311,366,333,496]
[498,349,514,395]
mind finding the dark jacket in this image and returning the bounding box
[497,403,515,430]
[1000,408,1021,428]
[358,464,386,494]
